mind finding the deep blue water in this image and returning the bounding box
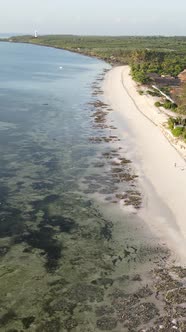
[0,42,105,137]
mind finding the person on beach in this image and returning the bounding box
[174,163,176,167]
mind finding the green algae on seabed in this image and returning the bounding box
[0,188,171,331]
[0,89,170,331]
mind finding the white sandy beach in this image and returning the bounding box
[103,66,186,263]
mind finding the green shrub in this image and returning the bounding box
[168,117,175,130]
[170,103,177,111]
[132,71,150,84]
[161,86,171,94]
[162,100,177,111]
[177,105,186,114]
[183,129,186,140]
[171,127,184,137]
[154,101,162,107]
[163,100,173,109]
[147,89,161,97]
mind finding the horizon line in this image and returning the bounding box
[2,33,186,38]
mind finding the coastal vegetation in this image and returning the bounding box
[130,49,186,83]
[154,100,177,111]
[168,117,186,139]
[4,35,186,65]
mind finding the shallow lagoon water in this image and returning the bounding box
[0,43,169,331]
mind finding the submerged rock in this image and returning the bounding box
[96,317,117,330]
[171,266,186,278]
[131,274,142,281]
[111,291,140,313]
[64,283,104,303]
[95,305,115,317]
[36,317,61,332]
[63,318,78,330]
[136,286,153,299]
[47,298,76,315]
[91,277,113,288]
[154,269,182,292]
[154,316,180,332]
[165,287,186,304]
[122,302,159,329]
[174,306,186,318]
[180,321,186,332]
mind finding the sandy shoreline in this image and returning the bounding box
[103,65,186,264]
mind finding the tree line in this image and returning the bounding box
[130,49,186,83]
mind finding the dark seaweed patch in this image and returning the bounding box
[95,305,115,317]
[43,214,77,233]
[64,283,104,303]
[32,182,54,191]
[0,185,9,206]
[0,246,9,257]
[35,317,61,332]
[43,158,59,170]
[46,298,76,315]
[96,317,117,330]
[16,181,25,191]
[16,181,24,186]
[0,309,17,326]
[31,194,60,211]
[22,247,32,253]
[0,168,18,178]
[63,318,78,331]
[16,226,62,272]
[91,278,113,289]
[45,242,62,272]
[100,221,112,241]
[0,207,23,238]
[19,144,56,164]
[22,316,35,329]
[48,277,69,288]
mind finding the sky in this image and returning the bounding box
[0,0,186,36]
